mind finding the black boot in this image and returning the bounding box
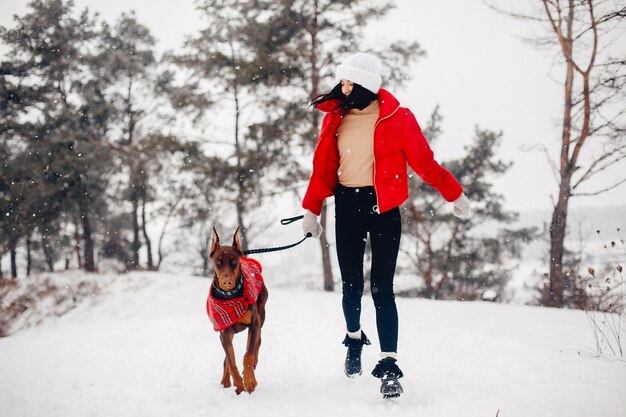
[372,357,404,399]
[342,332,371,378]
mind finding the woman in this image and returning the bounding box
[301,52,471,399]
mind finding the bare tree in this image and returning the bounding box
[487,0,626,307]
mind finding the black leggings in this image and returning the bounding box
[334,183,401,353]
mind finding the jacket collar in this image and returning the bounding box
[314,88,400,119]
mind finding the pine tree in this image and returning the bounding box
[402,110,536,300]
[0,0,113,272]
[96,12,162,270]
[166,0,303,250]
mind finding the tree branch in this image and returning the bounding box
[596,7,626,26]
[584,0,599,76]
[572,176,626,196]
[572,144,626,189]
[482,1,549,22]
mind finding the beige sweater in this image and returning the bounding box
[336,99,379,187]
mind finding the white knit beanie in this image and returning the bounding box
[335,52,383,94]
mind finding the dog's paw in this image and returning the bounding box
[243,372,257,393]
[243,380,257,393]
[221,379,231,388]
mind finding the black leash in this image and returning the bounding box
[280,215,304,225]
[242,215,312,256]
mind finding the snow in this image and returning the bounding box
[1,270,625,417]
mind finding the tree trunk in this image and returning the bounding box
[10,239,17,279]
[423,253,435,299]
[310,0,334,291]
[435,273,448,300]
[407,201,434,297]
[72,211,83,269]
[41,230,54,272]
[546,12,576,308]
[424,282,434,299]
[77,196,96,272]
[232,83,249,248]
[155,198,179,271]
[547,177,572,307]
[202,232,211,277]
[221,37,250,249]
[131,185,140,269]
[202,251,209,277]
[317,179,334,288]
[235,200,248,249]
[125,76,135,145]
[141,191,154,270]
[319,205,334,291]
[310,0,319,103]
[26,236,32,276]
[435,224,462,299]
[156,233,165,270]
[126,74,141,270]
[423,238,435,298]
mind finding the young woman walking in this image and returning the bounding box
[301,52,471,399]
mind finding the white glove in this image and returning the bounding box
[452,193,471,219]
[302,210,323,238]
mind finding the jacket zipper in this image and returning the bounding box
[372,105,400,214]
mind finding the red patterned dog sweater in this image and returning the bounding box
[206,256,264,332]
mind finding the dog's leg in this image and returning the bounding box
[246,328,262,370]
[254,285,268,370]
[242,305,260,393]
[220,330,244,394]
[220,358,231,388]
[253,335,261,369]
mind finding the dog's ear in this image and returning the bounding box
[232,226,243,255]
[209,226,220,259]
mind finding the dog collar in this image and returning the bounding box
[213,274,244,297]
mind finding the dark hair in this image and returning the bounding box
[311,82,377,116]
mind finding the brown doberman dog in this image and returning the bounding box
[207,227,268,394]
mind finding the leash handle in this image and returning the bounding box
[281,215,304,225]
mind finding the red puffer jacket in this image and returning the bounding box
[302,89,463,215]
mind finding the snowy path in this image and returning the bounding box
[1,271,625,417]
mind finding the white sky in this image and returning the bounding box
[1,0,625,213]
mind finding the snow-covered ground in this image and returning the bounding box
[1,270,625,417]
